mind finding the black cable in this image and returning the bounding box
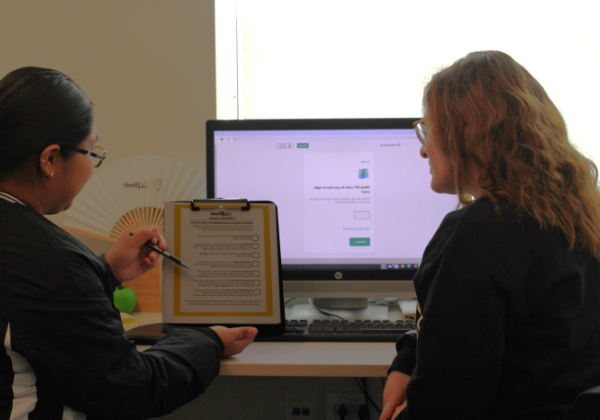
[354,378,367,418]
[355,377,382,415]
[284,297,296,305]
[362,378,372,420]
[308,298,344,320]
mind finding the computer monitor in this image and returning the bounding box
[206,119,457,308]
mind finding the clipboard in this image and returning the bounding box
[160,198,285,337]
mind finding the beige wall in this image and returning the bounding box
[0,0,216,237]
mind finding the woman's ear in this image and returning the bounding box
[39,145,61,178]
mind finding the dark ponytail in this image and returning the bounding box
[0,67,94,179]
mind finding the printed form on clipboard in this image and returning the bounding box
[162,199,285,337]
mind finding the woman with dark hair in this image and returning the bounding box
[381,51,600,420]
[0,67,257,419]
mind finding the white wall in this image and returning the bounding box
[224,0,600,166]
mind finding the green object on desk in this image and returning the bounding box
[114,286,137,314]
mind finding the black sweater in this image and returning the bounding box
[0,195,224,420]
[390,198,600,420]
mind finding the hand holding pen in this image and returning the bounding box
[104,226,189,283]
[130,231,190,269]
[104,226,164,282]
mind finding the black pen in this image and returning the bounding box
[129,232,190,269]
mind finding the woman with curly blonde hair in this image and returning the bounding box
[381,51,600,420]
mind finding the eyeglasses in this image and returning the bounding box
[75,146,107,168]
[412,119,427,145]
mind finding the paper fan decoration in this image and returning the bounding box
[63,155,206,312]
[109,206,164,239]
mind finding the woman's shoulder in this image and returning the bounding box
[438,197,572,267]
[443,197,498,224]
[0,201,101,276]
[435,198,543,252]
[0,199,46,233]
[430,198,496,242]
[1,199,65,239]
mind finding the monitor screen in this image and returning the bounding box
[206,119,457,300]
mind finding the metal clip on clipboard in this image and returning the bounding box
[190,198,251,211]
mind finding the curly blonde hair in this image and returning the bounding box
[424,50,600,259]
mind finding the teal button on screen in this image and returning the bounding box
[350,238,370,246]
[297,143,309,148]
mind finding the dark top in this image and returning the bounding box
[0,195,224,420]
[390,198,600,420]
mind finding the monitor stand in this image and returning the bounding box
[311,297,368,309]
[289,301,389,321]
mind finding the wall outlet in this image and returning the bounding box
[285,394,318,420]
[326,393,367,420]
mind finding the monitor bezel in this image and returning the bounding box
[206,118,420,286]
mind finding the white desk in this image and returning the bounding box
[127,305,400,378]
[218,341,396,377]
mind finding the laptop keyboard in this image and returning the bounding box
[253,319,415,342]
